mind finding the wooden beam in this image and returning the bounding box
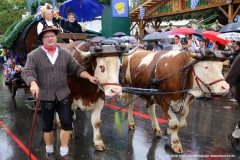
[228,4,234,23]
[143,20,148,29]
[157,22,162,28]
[150,20,155,28]
[147,1,157,4]
[130,22,138,31]
[57,33,87,39]
[233,5,240,20]
[144,0,170,17]
[145,3,227,19]
[218,6,229,19]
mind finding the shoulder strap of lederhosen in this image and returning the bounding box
[41,20,59,28]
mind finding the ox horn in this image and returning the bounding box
[188,50,202,58]
[73,47,91,57]
[123,45,139,56]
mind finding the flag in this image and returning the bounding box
[191,0,200,10]
[139,6,145,19]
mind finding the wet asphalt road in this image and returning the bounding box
[0,71,240,160]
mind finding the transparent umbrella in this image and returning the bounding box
[217,32,240,41]
[143,32,170,41]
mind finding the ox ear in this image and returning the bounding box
[123,45,139,56]
[73,47,91,57]
[188,50,202,58]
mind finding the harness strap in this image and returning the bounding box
[144,51,169,88]
[183,68,190,90]
[192,67,225,93]
[101,83,121,86]
[208,79,225,86]
[41,20,59,28]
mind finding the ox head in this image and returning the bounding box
[188,49,230,97]
[74,44,139,97]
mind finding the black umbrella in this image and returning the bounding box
[109,37,125,44]
[100,39,119,45]
[113,32,127,37]
[218,23,240,33]
[89,36,106,43]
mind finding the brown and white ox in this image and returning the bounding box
[121,49,230,153]
[56,41,137,151]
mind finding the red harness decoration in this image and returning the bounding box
[101,83,121,87]
[43,45,57,52]
[192,66,225,93]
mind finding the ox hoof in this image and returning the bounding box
[172,144,183,154]
[179,123,187,130]
[69,132,75,140]
[152,128,162,136]
[128,124,136,130]
[95,144,106,151]
[164,128,171,135]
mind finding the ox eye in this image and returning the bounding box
[100,65,105,72]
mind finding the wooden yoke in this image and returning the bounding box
[57,33,88,40]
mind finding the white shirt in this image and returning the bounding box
[173,42,182,51]
[42,46,58,65]
[37,20,63,35]
[191,40,200,52]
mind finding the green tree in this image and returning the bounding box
[0,0,26,35]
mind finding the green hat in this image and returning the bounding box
[197,37,206,42]
[180,39,188,45]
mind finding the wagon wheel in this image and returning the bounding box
[8,82,17,98]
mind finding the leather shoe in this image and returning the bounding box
[46,152,56,160]
[59,154,74,160]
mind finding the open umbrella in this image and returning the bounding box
[161,41,173,50]
[89,36,106,43]
[100,39,119,45]
[202,31,229,45]
[109,37,125,44]
[172,27,197,34]
[217,32,240,41]
[164,31,185,38]
[218,23,240,33]
[120,36,137,44]
[59,0,105,22]
[113,32,127,37]
[143,32,170,41]
[138,35,145,39]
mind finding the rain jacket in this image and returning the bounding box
[226,53,240,103]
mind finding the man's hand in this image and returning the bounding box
[30,81,39,99]
[89,76,98,84]
[80,71,98,84]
